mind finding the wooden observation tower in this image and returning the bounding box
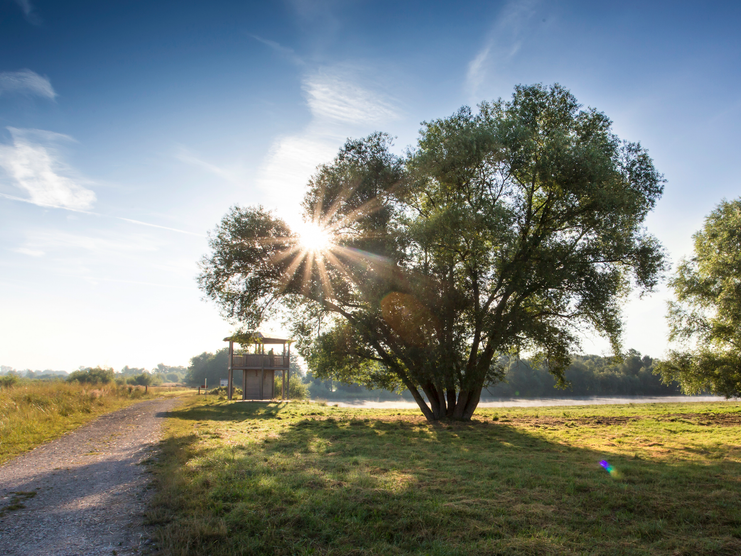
[224,333,292,401]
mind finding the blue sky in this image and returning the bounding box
[1,0,740,371]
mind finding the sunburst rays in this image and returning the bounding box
[259,190,397,303]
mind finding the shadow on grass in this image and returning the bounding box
[152,403,741,556]
[165,401,292,422]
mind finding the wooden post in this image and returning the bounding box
[287,342,291,400]
[242,370,247,400]
[227,340,234,400]
[260,358,265,400]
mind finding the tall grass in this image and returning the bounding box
[0,380,170,464]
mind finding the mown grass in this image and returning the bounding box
[149,398,741,555]
[0,381,188,464]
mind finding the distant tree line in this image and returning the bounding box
[302,350,684,400]
[0,363,188,387]
[2,349,685,399]
[484,350,682,398]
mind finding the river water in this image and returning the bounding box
[327,395,730,409]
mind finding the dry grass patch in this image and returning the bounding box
[0,381,187,463]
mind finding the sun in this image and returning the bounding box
[295,221,333,252]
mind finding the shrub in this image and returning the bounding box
[206,386,243,397]
[274,375,309,400]
[0,374,19,388]
[66,367,115,384]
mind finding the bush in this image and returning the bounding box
[0,374,19,388]
[274,375,309,400]
[207,386,243,397]
[288,378,308,400]
[67,367,115,384]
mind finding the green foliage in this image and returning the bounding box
[185,348,231,387]
[118,365,147,377]
[273,374,309,400]
[658,198,741,397]
[489,350,680,398]
[0,374,19,387]
[300,350,679,400]
[66,367,114,384]
[207,386,243,397]
[128,373,155,388]
[200,84,666,421]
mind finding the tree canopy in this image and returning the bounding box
[199,84,666,421]
[185,348,231,388]
[657,198,741,396]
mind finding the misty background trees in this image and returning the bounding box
[0,349,687,398]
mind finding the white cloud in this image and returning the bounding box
[303,69,399,125]
[12,247,44,257]
[466,0,540,100]
[256,129,341,221]
[257,67,401,224]
[0,70,54,98]
[0,127,96,211]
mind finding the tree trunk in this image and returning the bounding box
[421,382,443,420]
[452,389,469,420]
[461,385,482,420]
[402,381,435,421]
[436,386,447,420]
[445,385,456,418]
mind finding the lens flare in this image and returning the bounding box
[600,460,619,478]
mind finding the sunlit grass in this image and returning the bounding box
[149,398,741,555]
[0,381,187,463]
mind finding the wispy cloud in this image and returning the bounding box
[248,34,304,66]
[115,216,204,237]
[0,192,204,237]
[0,131,203,237]
[0,128,95,210]
[14,230,161,262]
[0,70,55,99]
[13,0,41,25]
[303,69,399,125]
[257,66,401,223]
[466,0,540,100]
[12,247,44,257]
[174,146,240,183]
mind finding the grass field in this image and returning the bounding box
[149,397,741,555]
[0,381,188,464]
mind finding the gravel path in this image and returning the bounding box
[0,397,181,556]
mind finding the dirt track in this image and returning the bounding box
[0,397,180,556]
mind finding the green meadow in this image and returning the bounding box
[148,397,741,555]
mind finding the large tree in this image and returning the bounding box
[657,198,741,397]
[199,84,666,421]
